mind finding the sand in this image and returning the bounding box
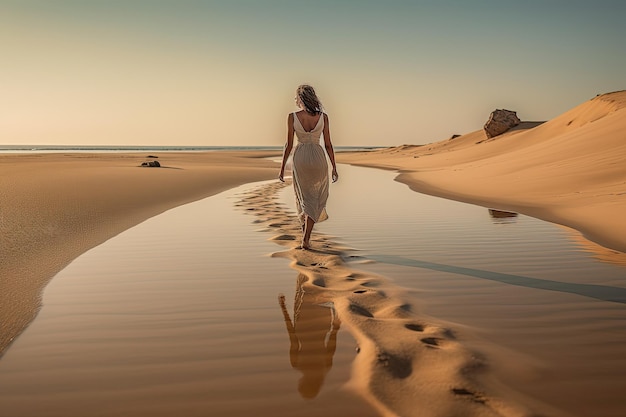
[0,151,279,355]
[236,181,541,417]
[338,91,626,255]
[2,91,625,416]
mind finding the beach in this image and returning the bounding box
[1,92,625,417]
[338,91,626,254]
[0,152,279,355]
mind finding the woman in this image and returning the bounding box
[279,85,338,250]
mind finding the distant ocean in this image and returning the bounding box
[0,145,381,153]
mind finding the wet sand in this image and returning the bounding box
[0,151,279,355]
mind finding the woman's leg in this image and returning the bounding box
[302,216,315,249]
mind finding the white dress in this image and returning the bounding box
[292,111,329,224]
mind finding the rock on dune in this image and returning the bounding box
[337,90,626,253]
[483,109,521,138]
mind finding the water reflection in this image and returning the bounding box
[278,274,340,399]
[488,209,519,223]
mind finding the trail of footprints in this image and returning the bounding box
[234,180,517,415]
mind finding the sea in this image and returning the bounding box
[0,145,381,153]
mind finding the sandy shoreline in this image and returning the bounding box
[0,151,280,355]
[337,91,626,255]
[1,92,625,416]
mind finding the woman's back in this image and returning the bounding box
[294,111,323,132]
[293,111,324,143]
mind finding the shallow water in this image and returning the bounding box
[313,165,626,287]
[1,164,625,417]
[311,165,626,416]
[0,180,376,417]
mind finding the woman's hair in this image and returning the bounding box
[296,84,323,114]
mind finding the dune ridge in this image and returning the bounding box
[235,180,552,417]
[338,91,626,254]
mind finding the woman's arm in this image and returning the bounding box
[325,308,340,368]
[279,114,295,182]
[322,113,338,182]
[278,294,299,368]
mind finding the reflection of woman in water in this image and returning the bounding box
[278,274,340,399]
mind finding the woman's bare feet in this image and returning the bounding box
[301,216,315,250]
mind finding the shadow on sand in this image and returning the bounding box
[369,254,626,304]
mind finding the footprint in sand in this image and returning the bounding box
[376,352,413,379]
[451,388,487,404]
[272,234,297,241]
[348,303,374,318]
[420,337,443,347]
[344,272,367,281]
[397,303,412,313]
[404,323,425,332]
[312,277,326,287]
[360,281,382,288]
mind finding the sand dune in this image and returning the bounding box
[339,90,626,254]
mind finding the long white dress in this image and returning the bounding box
[292,111,329,224]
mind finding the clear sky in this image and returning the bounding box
[1,0,624,147]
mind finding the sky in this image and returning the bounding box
[1,0,625,147]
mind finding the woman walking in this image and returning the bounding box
[279,85,338,250]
